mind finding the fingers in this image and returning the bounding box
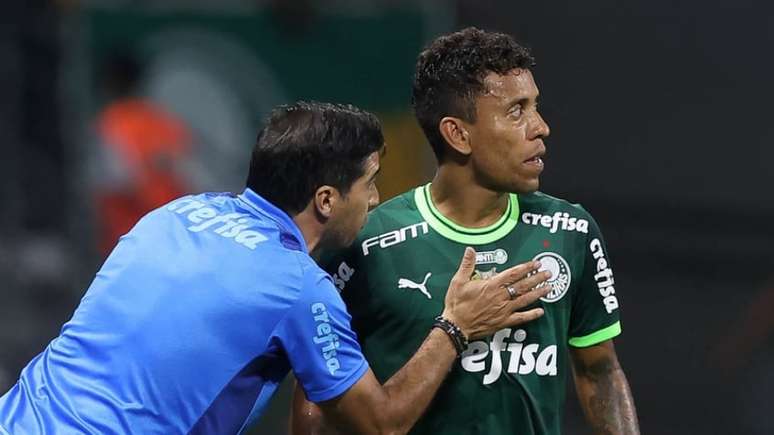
[488,260,542,289]
[452,247,477,284]
[508,281,552,309]
[515,270,552,294]
[504,307,545,326]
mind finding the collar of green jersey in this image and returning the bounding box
[414,183,520,245]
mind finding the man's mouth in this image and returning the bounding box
[523,150,545,169]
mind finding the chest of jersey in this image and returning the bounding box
[351,218,586,383]
[336,190,617,434]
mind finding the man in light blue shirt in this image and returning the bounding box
[0,102,551,434]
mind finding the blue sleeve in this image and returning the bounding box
[275,265,369,403]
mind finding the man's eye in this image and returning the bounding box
[509,106,522,117]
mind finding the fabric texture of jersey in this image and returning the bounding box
[0,189,368,435]
[324,184,621,435]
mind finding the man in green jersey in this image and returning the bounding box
[292,28,640,434]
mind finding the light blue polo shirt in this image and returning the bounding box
[0,189,368,434]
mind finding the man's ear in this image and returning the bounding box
[439,117,472,156]
[313,185,340,220]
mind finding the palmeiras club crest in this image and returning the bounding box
[532,252,571,303]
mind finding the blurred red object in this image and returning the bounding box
[94,98,191,254]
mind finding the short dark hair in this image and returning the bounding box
[412,27,535,160]
[246,101,384,215]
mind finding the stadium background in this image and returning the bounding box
[2,0,773,433]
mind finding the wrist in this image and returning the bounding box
[432,315,469,357]
[440,310,465,334]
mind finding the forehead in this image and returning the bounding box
[480,68,539,102]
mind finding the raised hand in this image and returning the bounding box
[442,247,552,340]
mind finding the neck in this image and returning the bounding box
[430,163,510,229]
[292,209,324,260]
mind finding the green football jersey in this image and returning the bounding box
[325,183,622,435]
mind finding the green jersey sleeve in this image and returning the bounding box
[319,243,375,338]
[320,245,360,294]
[567,211,622,347]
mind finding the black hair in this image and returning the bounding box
[411,27,535,160]
[245,101,384,215]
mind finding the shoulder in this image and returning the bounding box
[291,253,350,311]
[296,254,331,285]
[317,189,421,289]
[518,191,600,236]
[153,192,311,279]
[520,191,592,217]
[161,192,281,246]
[354,188,429,256]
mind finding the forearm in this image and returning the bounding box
[377,328,457,432]
[305,328,457,435]
[573,355,639,435]
[297,251,550,435]
[290,381,341,435]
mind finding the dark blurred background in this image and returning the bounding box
[1,1,772,434]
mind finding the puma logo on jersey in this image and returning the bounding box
[397,272,432,299]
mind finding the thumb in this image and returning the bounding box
[453,247,477,282]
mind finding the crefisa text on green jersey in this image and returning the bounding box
[589,238,619,314]
[521,211,589,234]
[461,328,557,384]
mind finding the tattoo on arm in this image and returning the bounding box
[572,348,640,435]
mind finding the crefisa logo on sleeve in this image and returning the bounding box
[589,239,619,314]
[311,303,341,375]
